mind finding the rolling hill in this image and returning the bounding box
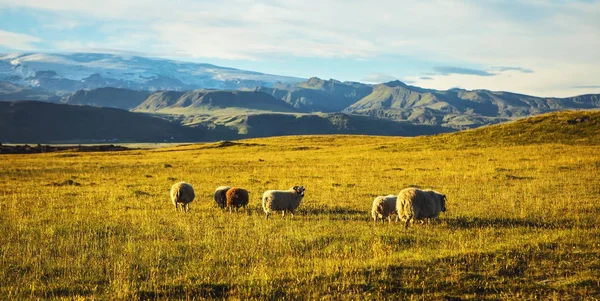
[0,101,207,143]
[0,101,455,143]
[133,90,299,114]
[63,87,150,109]
[420,110,600,148]
[186,112,454,137]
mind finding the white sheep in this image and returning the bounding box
[170,182,195,212]
[214,186,231,209]
[396,187,447,228]
[371,194,398,224]
[262,186,305,219]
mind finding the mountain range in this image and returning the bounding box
[0,52,302,92]
[1,52,600,142]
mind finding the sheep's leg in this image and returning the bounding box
[175,203,179,212]
[282,210,286,218]
[290,210,294,219]
[265,211,269,219]
[404,216,412,229]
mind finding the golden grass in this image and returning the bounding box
[1,134,599,299]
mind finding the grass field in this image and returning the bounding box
[1,111,599,300]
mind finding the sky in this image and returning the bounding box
[0,0,599,97]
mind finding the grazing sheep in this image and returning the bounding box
[170,182,195,212]
[225,187,249,213]
[397,188,447,228]
[214,186,231,209]
[371,195,398,224]
[262,186,305,219]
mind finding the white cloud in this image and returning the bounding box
[0,29,42,50]
[361,73,398,84]
[1,0,599,96]
[2,0,599,63]
[406,62,600,97]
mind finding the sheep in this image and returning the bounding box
[262,186,305,219]
[214,186,231,209]
[371,194,398,224]
[170,182,195,212]
[225,187,249,213]
[396,187,447,228]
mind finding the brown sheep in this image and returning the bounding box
[225,187,249,213]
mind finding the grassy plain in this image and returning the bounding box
[1,111,599,300]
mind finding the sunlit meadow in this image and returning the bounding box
[1,112,599,299]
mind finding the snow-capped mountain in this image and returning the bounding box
[0,52,303,92]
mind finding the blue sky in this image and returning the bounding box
[0,0,599,97]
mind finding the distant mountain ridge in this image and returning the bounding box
[342,81,600,129]
[0,101,451,143]
[252,77,373,112]
[2,51,600,133]
[25,77,600,131]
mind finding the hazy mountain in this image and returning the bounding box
[0,53,303,92]
[252,77,373,112]
[0,101,207,143]
[0,81,61,102]
[63,87,150,109]
[134,90,299,114]
[343,81,600,129]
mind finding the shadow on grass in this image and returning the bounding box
[443,216,580,230]
[138,283,230,299]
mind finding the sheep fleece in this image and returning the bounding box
[214,186,231,208]
[170,182,195,206]
[226,187,249,208]
[397,188,445,221]
[371,195,398,221]
[262,189,303,213]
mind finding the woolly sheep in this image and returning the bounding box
[262,186,305,219]
[371,194,398,224]
[225,187,249,213]
[396,187,447,228]
[170,182,195,212]
[214,186,231,209]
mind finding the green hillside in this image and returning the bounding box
[62,87,150,109]
[134,90,298,114]
[0,101,206,143]
[424,110,600,148]
[201,112,454,137]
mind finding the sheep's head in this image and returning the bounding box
[293,185,305,197]
[440,194,447,212]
